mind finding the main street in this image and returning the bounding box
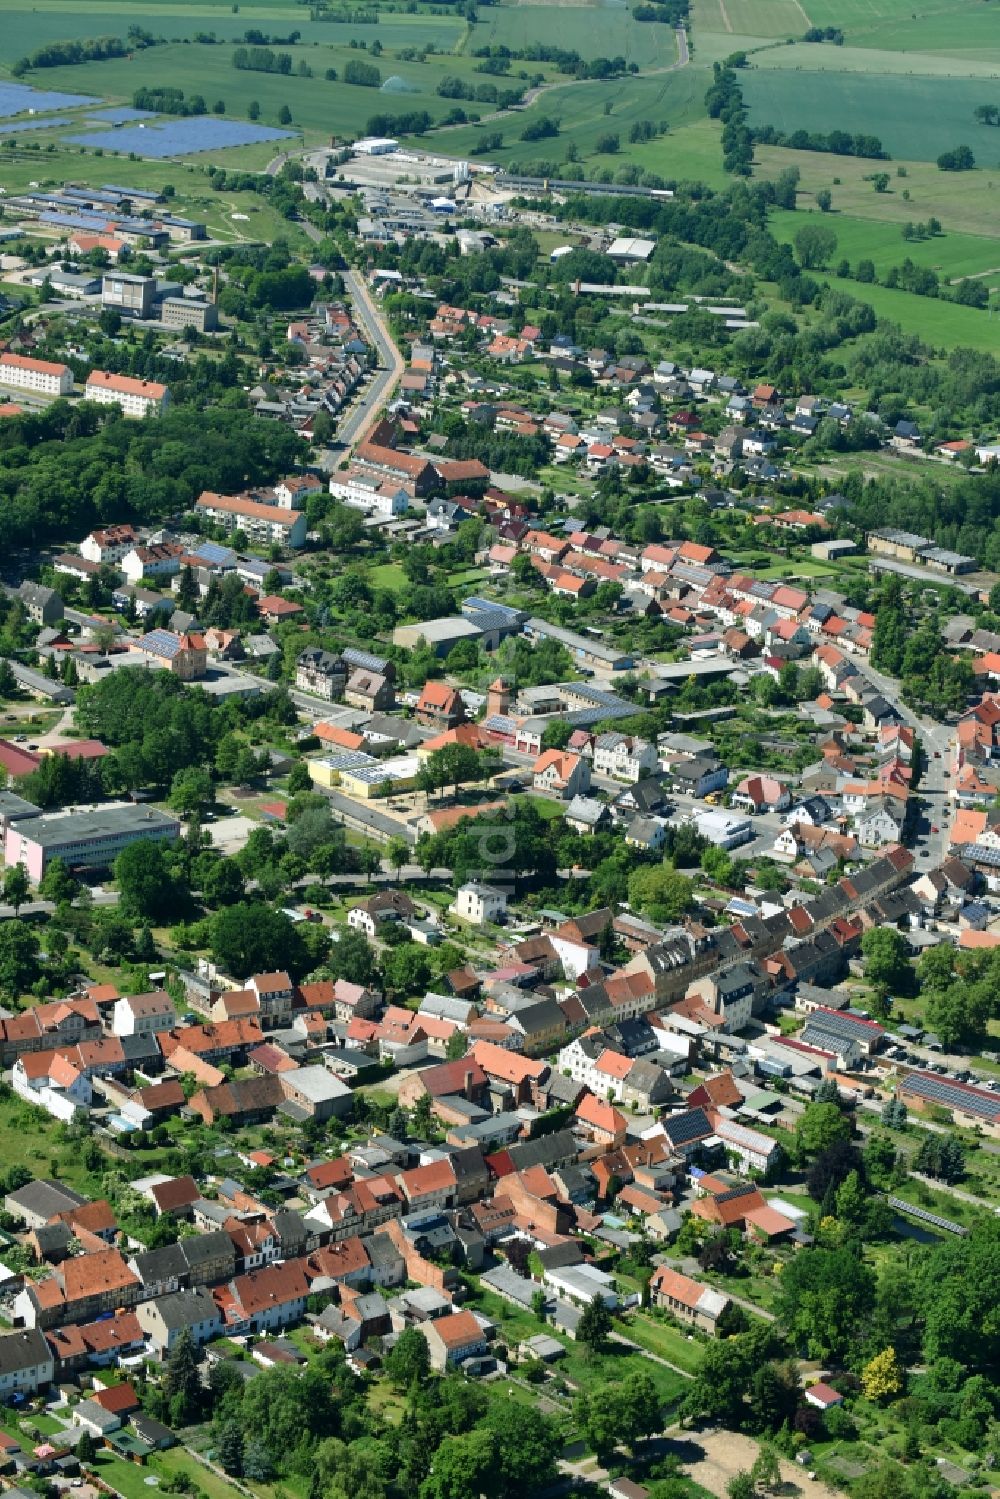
[861,659,955,869]
[300,221,405,451]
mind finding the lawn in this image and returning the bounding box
[622,1312,704,1373]
[90,1453,161,1499]
[741,68,1000,166]
[464,1279,689,1408]
[368,562,409,593]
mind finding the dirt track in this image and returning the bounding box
[684,1431,842,1499]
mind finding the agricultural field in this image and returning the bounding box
[10,39,517,146]
[0,0,466,65]
[470,3,681,67]
[740,69,1000,165]
[818,272,1000,353]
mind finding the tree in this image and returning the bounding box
[215,1420,245,1476]
[164,1328,202,1424]
[326,927,378,987]
[420,1428,495,1499]
[115,840,174,920]
[751,1446,782,1494]
[794,223,837,269]
[776,1246,876,1359]
[2,863,29,914]
[210,902,307,979]
[76,1429,97,1465]
[531,1287,548,1320]
[382,943,432,999]
[169,766,214,820]
[0,920,40,997]
[861,927,911,992]
[578,1293,613,1352]
[38,857,78,904]
[861,1347,903,1402]
[176,564,199,613]
[243,1442,275,1482]
[481,1402,560,1499]
[796,1101,851,1159]
[278,104,292,124]
[386,837,409,880]
[727,1473,756,1499]
[385,1326,430,1388]
[815,188,832,211]
[627,864,695,922]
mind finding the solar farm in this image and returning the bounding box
[0,81,96,116]
[66,118,296,159]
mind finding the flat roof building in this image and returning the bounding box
[5,803,180,882]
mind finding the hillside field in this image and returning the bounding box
[769,207,1000,283]
[740,69,1000,166]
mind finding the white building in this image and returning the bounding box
[195,492,308,549]
[694,810,753,849]
[329,469,409,518]
[12,1053,92,1122]
[452,882,508,925]
[592,733,658,783]
[121,543,184,584]
[0,352,73,397]
[80,525,137,565]
[85,371,170,417]
[112,991,175,1038]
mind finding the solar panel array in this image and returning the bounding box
[0,82,98,117]
[2,116,73,133]
[662,1107,712,1146]
[67,117,295,159]
[343,647,389,673]
[86,108,157,124]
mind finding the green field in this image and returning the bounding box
[0,1,465,65]
[412,59,708,172]
[472,4,681,67]
[817,271,1000,352]
[754,144,1000,240]
[770,207,1000,282]
[741,68,1000,165]
[17,39,515,145]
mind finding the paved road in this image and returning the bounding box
[861,659,955,868]
[337,268,406,450]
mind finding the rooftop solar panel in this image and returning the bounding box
[139,629,181,659]
[905,1070,1000,1121]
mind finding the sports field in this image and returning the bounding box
[740,70,1000,165]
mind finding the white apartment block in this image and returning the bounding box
[0,353,73,397]
[85,371,169,418]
